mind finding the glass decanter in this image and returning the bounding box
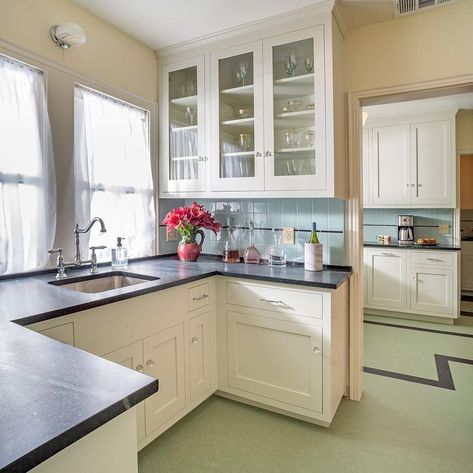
[243,222,260,264]
[268,230,287,267]
[223,225,240,263]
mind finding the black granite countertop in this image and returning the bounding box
[364,242,461,251]
[0,255,351,472]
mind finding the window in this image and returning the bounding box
[0,55,56,275]
[74,85,155,261]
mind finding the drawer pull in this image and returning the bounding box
[426,258,442,262]
[136,364,144,373]
[260,298,283,304]
[312,346,321,354]
[146,359,154,368]
[381,252,396,257]
[191,337,199,344]
[192,294,209,302]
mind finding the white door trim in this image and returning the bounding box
[347,74,473,401]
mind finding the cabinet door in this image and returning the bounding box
[410,266,453,315]
[371,125,411,205]
[411,120,454,206]
[263,26,326,191]
[161,56,207,193]
[102,341,146,442]
[461,243,473,291]
[365,249,408,310]
[38,322,74,346]
[189,313,211,402]
[227,311,323,412]
[210,42,265,191]
[143,324,186,435]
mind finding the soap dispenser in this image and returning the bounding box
[111,237,128,269]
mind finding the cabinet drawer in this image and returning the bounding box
[226,281,324,319]
[188,283,210,312]
[410,251,454,267]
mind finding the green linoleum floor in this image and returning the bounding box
[139,315,473,473]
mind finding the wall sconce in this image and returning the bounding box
[50,23,87,49]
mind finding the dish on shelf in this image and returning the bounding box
[235,107,252,119]
[283,99,303,113]
[306,103,315,111]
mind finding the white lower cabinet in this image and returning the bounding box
[227,311,323,412]
[143,324,186,435]
[364,248,459,319]
[218,278,349,426]
[102,341,147,442]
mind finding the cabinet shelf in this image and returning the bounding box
[220,84,254,96]
[273,73,314,98]
[276,109,314,118]
[221,117,254,126]
[170,95,198,107]
[170,155,200,162]
[222,151,255,158]
[171,125,198,132]
[274,73,314,85]
[276,147,315,153]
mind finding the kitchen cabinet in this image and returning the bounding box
[160,56,207,193]
[143,324,186,435]
[364,113,456,208]
[102,341,146,442]
[364,249,407,310]
[38,321,75,346]
[158,8,346,198]
[217,277,349,426]
[364,247,459,319]
[461,241,473,291]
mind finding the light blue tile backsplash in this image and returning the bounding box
[159,198,346,265]
[363,208,454,245]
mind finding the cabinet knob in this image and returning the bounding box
[146,359,154,368]
[255,151,262,157]
[265,151,273,157]
[191,337,199,344]
[312,346,321,354]
[136,364,144,373]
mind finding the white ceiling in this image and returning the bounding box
[71,0,395,51]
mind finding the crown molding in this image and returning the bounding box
[332,0,348,38]
[154,0,335,58]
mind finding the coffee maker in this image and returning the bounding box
[398,215,414,245]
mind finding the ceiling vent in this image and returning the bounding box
[394,0,458,16]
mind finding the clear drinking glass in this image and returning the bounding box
[239,133,252,151]
[305,128,315,147]
[304,56,314,73]
[185,107,196,126]
[285,128,302,148]
[238,59,249,86]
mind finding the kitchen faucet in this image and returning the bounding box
[49,217,107,279]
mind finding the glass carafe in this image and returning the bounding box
[223,226,240,263]
[268,230,287,267]
[243,222,261,264]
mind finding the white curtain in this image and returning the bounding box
[74,85,155,262]
[0,55,56,275]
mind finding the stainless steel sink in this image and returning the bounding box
[49,271,160,294]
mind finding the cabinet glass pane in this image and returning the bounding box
[218,52,255,179]
[168,66,199,181]
[272,38,315,177]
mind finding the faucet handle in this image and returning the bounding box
[48,248,63,256]
[90,245,107,251]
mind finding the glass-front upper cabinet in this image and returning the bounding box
[263,27,326,191]
[161,56,206,193]
[211,42,265,191]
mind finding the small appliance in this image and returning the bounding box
[398,215,414,245]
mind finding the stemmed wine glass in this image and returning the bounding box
[185,107,196,126]
[238,59,249,86]
[305,56,314,73]
[284,48,298,77]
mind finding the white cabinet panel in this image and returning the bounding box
[371,125,411,206]
[461,242,473,291]
[362,127,370,206]
[143,324,186,435]
[227,311,323,412]
[411,120,453,206]
[365,249,407,310]
[38,322,74,346]
[409,266,453,315]
[102,341,146,442]
[189,313,212,402]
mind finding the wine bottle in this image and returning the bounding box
[309,222,320,244]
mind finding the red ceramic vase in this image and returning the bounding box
[177,230,205,262]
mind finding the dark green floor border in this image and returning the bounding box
[363,320,473,390]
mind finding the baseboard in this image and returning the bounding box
[364,308,454,325]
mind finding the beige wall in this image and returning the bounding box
[457,110,473,151]
[345,1,473,92]
[0,0,157,101]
